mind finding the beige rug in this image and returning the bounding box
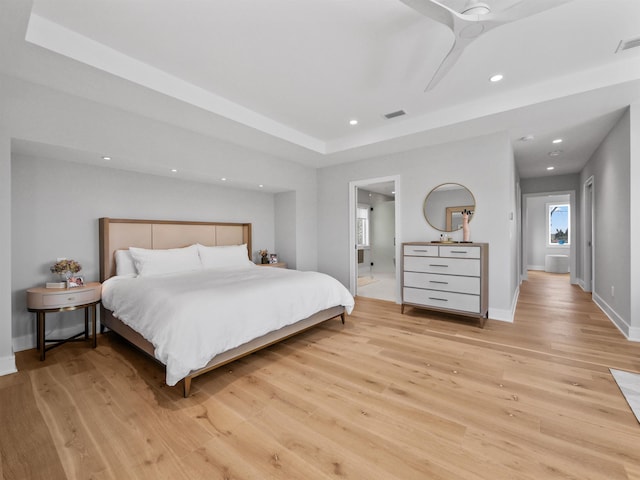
[358,276,378,287]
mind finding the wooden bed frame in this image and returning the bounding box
[98,218,345,397]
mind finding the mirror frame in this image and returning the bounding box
[423,183,476,232]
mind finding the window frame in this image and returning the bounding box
[547,202,570,247]
[356,204,371,248]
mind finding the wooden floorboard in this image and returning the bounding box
[3,271,640,479]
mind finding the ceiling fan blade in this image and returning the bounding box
[425,41,466,91]
[487,0,574,23]
[399,0,457,29]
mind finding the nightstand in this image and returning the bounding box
[26,282,101,360]
[258,262,288,269]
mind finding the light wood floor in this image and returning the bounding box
[2,271,640,479]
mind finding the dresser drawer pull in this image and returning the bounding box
[67,297,74,301]
[414,249,429,252]
[429,281,448,284]
[429,297,449,302]
[450,250,468,254]
[430,264,449,267]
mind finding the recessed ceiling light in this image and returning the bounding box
[259,184,264,188]
[391,191,396,195]
[547,166,555,171]
[548,150,563,157]
[489,74,504,83]
[102,156,111,161]
[552,138,563,144]
[349,119,358,126]
[221,177,227,181]
[170,169,177,173]
[519,135,534,142]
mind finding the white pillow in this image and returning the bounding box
[197,243,254,269]
[129,244,202,277]
[115,249,137,276]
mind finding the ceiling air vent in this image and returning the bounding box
[616,36,640,53]
[384,109,406,120]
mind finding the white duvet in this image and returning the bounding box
[101,265,355,386]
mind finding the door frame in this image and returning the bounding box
[348,175,401,303]
[521,189,577,285]
[582,176,595,292]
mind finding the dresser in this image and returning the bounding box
[402,242,488,327]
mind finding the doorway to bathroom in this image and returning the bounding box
[348,176,400,303]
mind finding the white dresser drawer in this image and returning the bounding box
[403,287,480,314]
[403,244,438,257]
[404,271,480,295]
[439,246,480,259]
[404,256,480,276]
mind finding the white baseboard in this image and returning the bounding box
[489,286,519,323]
[0,354,17,376]
[592,292,639,342]
[527,265,545,271]
[13,321,102,353]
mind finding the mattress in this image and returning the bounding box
[101,265,355,385]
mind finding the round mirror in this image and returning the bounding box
[423,183,476,232]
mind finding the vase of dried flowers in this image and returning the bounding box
[50,259,82,281]
[259,249,269,264]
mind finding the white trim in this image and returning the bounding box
[527,265,545,271]
[582,176,595,292]
[12,321,101,353]
[0,354,17,376]
[349,175,401,303]
[489,285,519,323]
[593,292,640,342]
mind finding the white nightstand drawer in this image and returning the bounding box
[439,246,480,259]
[403,245,438,257]
[42,289,96,308]
[403,287,480,313]
[404,256,480,276]
[404,271,480,295]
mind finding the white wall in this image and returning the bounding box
[525,194,570,270]
[631,103,640,339]
[318,131,518,321]
[11,154,278,351]
[0,131,16,374]
[580,109,631,335]
[274,191,296,268]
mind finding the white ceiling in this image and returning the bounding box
[3,0,640,178]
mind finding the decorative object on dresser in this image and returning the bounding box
[26,282,102,360]
[461,208,471,242]
[402,242,489,327]
[259,249,269,264]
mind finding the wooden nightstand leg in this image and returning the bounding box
[91,304,97,348]
[84,307,89,340]
[37,312,45,361]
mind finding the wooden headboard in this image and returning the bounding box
[99,218,252,282]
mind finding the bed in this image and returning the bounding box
[98,218,354,397]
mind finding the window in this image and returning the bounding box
[548,203,570,245]
[357,205,370,247]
